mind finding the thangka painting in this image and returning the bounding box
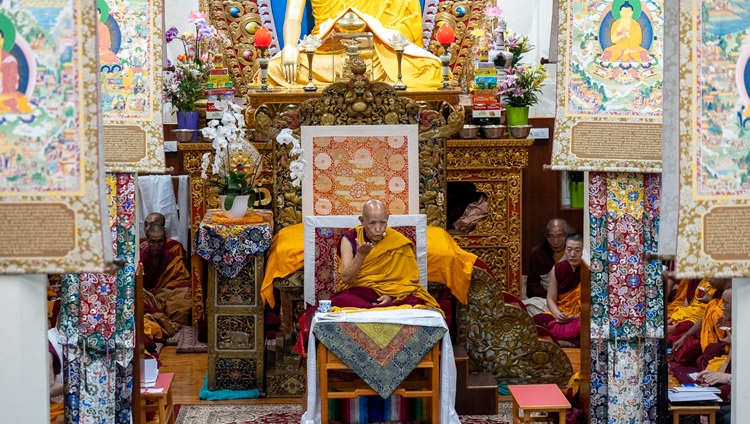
[0,1,111,273]
[98,0,164,172]
[301,125,419,217]
[551,0,663,172]
[676,0,750,278]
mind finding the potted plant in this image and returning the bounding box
[162,12,226,141]
[200,100,263,218]
[498,64,547,127]
[200,101,307,218]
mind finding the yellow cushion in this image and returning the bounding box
[261,224,305,308]
[426,226,476,305]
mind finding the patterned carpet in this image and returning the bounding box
[175,402,513,424]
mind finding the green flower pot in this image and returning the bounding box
[505,105,529,127]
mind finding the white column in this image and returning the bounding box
[0,274,48,424]
[733,279,750,424]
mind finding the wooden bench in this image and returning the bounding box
[668,403,719,424]
[142,372,175,424]
[508,384,570,424]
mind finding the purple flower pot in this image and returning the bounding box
[176,111,200,142]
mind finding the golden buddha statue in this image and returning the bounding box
[267,1,443,89]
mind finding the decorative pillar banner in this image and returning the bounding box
[60,173,137,424]
[588,172,663,423]
[676,0,750,278]
[0,0,111,274]
[551,0,663,172]
[99,0,165,172]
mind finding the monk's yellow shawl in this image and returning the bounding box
[425,225,475,305]
[556,284,581,317]
[260,224,474,308]
[700,298,727,351]
[342,226,440,310]
[667,279,689,316]
[267,7,442,88]
[671,279,714,324]
[50,402,64,424]
[260,224,305,308]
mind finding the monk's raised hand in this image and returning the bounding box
[373,295,392,306]
[356,240,374,257]
[280,45,299,84]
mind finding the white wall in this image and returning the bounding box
[0,275,48,424]
[497,0,556,117]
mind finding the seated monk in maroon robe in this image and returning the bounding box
[332,199,440,310]
[533,234,584,344]
[140,224,191,339]
[294,200,440,355]
[670,280,731,368]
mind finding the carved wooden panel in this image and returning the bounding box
[459,267,574,386]
[207,255,265,390]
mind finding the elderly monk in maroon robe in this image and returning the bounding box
[332,199,440,310]
[140,224,191,339]
[533,234,584,344]
[523,218,574,315]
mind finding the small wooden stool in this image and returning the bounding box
[142,373,175,424]
[668,403,719,424]
[508,384,571,424]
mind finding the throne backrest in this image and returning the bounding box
[302,214,427,306]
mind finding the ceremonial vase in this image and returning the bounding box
[219,194,250,219]
[504,105,529,127]
[176,110,200,142]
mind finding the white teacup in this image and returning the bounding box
[318,300,332,313]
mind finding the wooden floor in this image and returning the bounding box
[158,346,581,406]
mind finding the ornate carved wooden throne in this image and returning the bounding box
[252,63,573,399]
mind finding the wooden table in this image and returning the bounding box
[668,403,720,424]
[508,384,571,424]
[141,373,175,424]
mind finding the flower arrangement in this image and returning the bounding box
[200,101,307,211]
[275,128,306,188]
[506,33,533,67]
[200,100,263,210]
[163,11,227,112]
[498,64,548,107]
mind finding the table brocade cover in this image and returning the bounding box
[194,209,273,278]
[313,321,445,398]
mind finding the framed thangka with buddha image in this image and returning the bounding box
[0,0,111,273]
[551,0,663,172]
[676,0,750,278]
[98,0,164,172]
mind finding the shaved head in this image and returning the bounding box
[360,199,388,243]
[144,212,165,234]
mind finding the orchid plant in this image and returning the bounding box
[498,64,547,108]
[201,100,263,210]
[163,11,227,112]
[275,128,306,188]
[200,101,307,210]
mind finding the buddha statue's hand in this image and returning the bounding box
[281,45,300,84]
